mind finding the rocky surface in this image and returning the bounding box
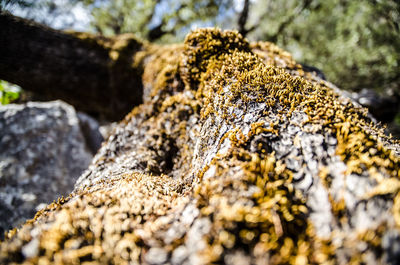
[348,88,400,138]
[1,29,400,264]
[0,101,95,237]
[349,88,399,123]
[77,112,104,154]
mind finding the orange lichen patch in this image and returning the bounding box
[247,34,400,188]
[335,125,399,176]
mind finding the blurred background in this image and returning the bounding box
[1,0,399,136]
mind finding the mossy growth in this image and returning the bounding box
[69,31,144,62]
[1,28,400,264]
[194,150,331,264]
[180,28,251,90]
[178,28,400,263]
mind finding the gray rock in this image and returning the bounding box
[0,101,93,236]
[145,247,168,264]
[1,28,400,265]
[77,112,104,154]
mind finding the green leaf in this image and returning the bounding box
[0,80,21,105]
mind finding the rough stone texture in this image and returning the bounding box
[348,88,400,138]
[1,29,400,265]
[349,88,399,123]
[0,101,93,237]
[77,112,104,154]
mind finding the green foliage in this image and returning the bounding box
[247,0,400,92]
[83,0,231,43]
[82,0,157,38]
[0,80,21,105]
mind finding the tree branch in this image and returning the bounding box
[238,0,251,37]
[139,0,162,35]
[0,13,145,120]
[146,3,186,41]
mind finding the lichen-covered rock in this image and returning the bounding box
[0,101,94,237]
[1,29,400,264]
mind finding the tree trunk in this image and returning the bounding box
[0,13,145,120]
[1,28,400,264]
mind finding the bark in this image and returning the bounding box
[238,0,251,37]
[0,13,144,120]
[1,28,400,265]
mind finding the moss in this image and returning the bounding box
[194,151,316,263]
[180,28,251,90]
[2,173,182,264]
[68,31,114,49]
[179,28,400,263]
[250,41,299,70]
[69,31,144,62]
[1,28,400,264]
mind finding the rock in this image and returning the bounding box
[348,88,400,138]
[145,247,168,264]
[300,63,326,80]
[0,101,94,237]
[1,29,400,265]
[77,112,104,154]
[350,88,399,123]
[98,121,118,141]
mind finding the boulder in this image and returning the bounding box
[0,101,95,237]
[1,29,400,264]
